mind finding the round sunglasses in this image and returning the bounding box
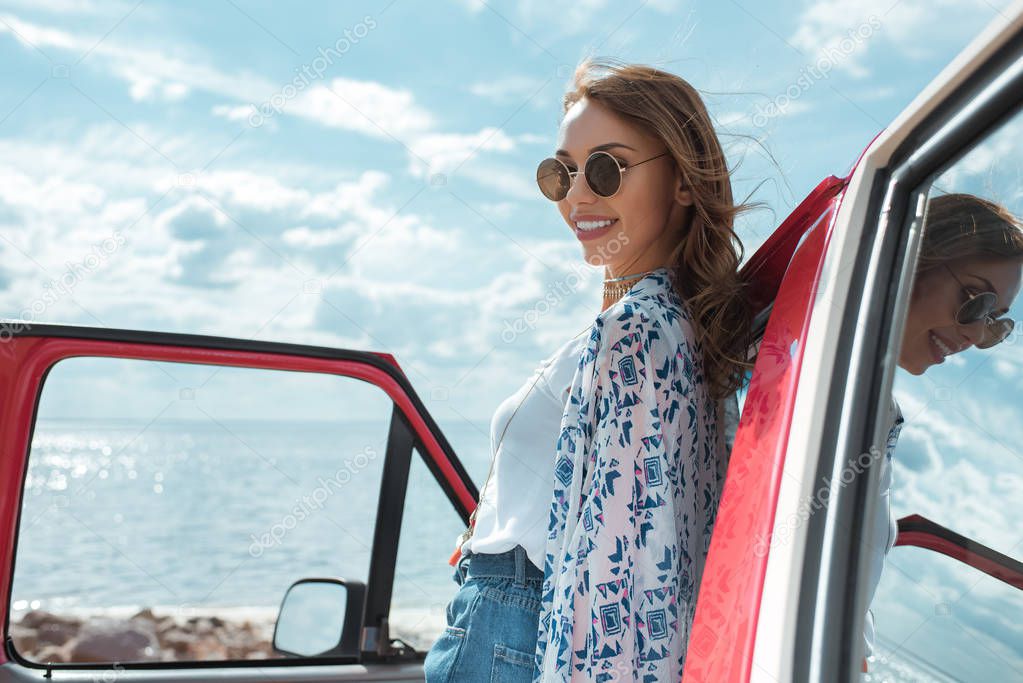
[943,262,1014,349]
[536,150,670,201]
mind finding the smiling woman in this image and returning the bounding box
[424,57,756,683]
[899,194,1023,373]
[863,190,1023,674]
[535,59,758,399]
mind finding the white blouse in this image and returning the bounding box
[460,330,591,570]
[461,314,742,578]
[863,396,905,658]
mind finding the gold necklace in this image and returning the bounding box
[602,268,658,301]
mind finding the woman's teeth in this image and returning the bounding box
[575,219,617,231]
[930,331,954,357]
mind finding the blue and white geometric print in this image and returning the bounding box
[533,267,731,682]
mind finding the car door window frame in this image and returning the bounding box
[0,324,478,676]
[793,26,1023,681]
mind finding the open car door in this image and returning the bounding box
[0,324,477,681]
[684,4,1023,682]
[895,515,1023,592]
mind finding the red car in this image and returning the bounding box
[3,7,1023,683]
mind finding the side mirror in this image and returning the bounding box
[272,578,366,658]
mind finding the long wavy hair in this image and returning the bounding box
[562,57,755,400]
[917,192,1023,273]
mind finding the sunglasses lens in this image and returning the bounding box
[956,291,997,325]
[584,152,622,197]
[537,158,570,201]
[976,317,1014,349]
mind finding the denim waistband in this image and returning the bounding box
[460,545,544,585]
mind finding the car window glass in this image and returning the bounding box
[868,109,1023,680]
[9,357,391,665]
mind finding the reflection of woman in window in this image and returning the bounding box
[863,192,1023,672]
[423,58,754,682]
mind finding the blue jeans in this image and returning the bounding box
[423,545,543,682]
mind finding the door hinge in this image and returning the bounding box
[361,625,379,653]
[361,617,396,657]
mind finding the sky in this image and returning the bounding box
[3,0,1023,675]
[0,0,1017,421]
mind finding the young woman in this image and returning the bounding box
[862,192,1023,671]
[423,57,754,682]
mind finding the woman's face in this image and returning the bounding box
[553,96,693,273]
[900,255,1023,374]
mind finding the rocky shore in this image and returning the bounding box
[9,608,279,663]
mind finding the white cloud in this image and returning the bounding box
[0,121,580,386]
[127,76,190,102]
[643,0,687,11]
[406,127,517,178]
[315,238,600,375]
[934,114,1023,210]
[210,104,250,122]
[469,74,549,105]
[465,160,547,200]
[0,13,533,199]
[892,382,1023,558]
[790,0,1013,78]
[456,0,486,13]
[0,0,136,15]
[789,0,893,78]
[0,166,105,215]
[128,76,190,102]
[282,78,436,140]
[769,99,814,120]
[301,170,392,220]
[517,132,550,145]
[526,0,611,36]
[476,201,520,220]
[0,13,274,102]
[281,225,351,248]
[403,129,548,178]
[455,0,692,39]
[0,15,440,148]
[193,170,313,213]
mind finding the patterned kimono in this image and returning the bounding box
[534,267,730,682]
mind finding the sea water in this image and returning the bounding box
[11,416,493,650]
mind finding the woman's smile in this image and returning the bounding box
[927,330,956,364]
[901,253,1023,374]
[571,214,619,240]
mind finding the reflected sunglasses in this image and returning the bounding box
[943,262,1014,349]
[536,150,670,201]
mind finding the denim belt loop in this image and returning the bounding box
[514,545,527,586]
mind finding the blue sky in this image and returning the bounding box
[3,0,1023,675]
[0,0,1015,422]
